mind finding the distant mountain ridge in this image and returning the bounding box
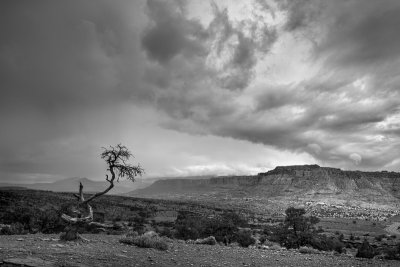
[0,177,154,194]
[129,165,400,207]
[0,175,213,195]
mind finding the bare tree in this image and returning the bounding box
[60,144,144,241]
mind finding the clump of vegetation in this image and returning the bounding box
[379,243,400,260]
[266,207,345,253]
[235,230,256,248]
[356,239,375,259]
[0,204,64,235]
[173,210,251,246]
[375,234,386,242]
[194,236,217,245]
[0,222,25,235]
[120,231,168,251]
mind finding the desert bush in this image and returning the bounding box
[157,227,173,238]
[338,233,344,242]
[120,232,168,251]
[194,236,217,245]
[356,239,375,259]
[0,225,12,235]
[259,234,267,244]
[174,211,247,243]
[375,234,386,242]
[235,230,255,247]
[126,230,139,238]
[262,208,346,253]
[270,207,320,249]
[299,246,320,254]
[309,235,345,253]
[270,244,282,250]
[0,222,24,235]
[349,233,355,241]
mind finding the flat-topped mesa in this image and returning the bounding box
[258,164,330,176]
[131,165,400,201]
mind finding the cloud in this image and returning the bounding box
[0,0,150,181]
[153,0,400,171]
[142,0,277,90]
[141,0,206,63]
[349,153,362,166]
[1,0,400,183]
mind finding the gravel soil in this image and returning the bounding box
[0,234,398,267]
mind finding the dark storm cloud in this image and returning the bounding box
[261,0,400,169]
[0,0,149,180]
[155,0,400,170]
[2,0,400,182]
[0,0,147,112]
[142,0,277,90]
[141,0,206,63]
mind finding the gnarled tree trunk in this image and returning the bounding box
[60,144,144,241]
[60,182,94,241]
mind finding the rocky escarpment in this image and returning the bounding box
[131,165,400,201]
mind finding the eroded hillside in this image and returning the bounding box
[130,165,400,217]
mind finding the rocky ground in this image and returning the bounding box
[385,222,400,236]
[0,234,399,267]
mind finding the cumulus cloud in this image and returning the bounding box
[152,0,400,170]
[349,153,362,166]
[142,0,277,90]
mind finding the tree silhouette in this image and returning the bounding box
[60,144,144,241]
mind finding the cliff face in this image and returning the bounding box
[131,165,400,200]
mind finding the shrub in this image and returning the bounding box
[356,239,375,259]
[10,222,25,234]
[308,235,345,253]
[299,246,320,254]
[120,232,168,251]
[0,222,26,235]
[157,227,173,238]
[259,234,267,244]
[270,244,282,250]
[174,211,246,243]
[194,236,217,245]
[338,233,344,242]
[0,225,12,235]
[375,234,386,242]
[381,247,400,260]
[235,230,255,248]
[349,234,355,241]
[126,230,139,238]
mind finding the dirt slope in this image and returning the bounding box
[0,234,398,267]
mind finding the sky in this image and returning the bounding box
[1,0,400,183]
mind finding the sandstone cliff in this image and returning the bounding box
[131,165,400,204]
